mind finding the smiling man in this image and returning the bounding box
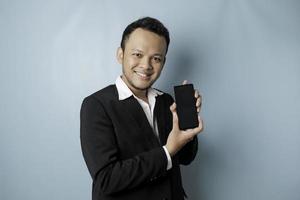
[80,17,203,200]
[117,27,166,102]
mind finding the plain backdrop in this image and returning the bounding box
[1,0,299,200]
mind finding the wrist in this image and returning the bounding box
[165,144,175,157]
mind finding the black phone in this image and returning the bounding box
[174,84,198,130]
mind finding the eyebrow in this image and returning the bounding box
[131,48,143,52]
[131,49,164,57]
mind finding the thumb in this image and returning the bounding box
[170,103,179,130]
[182,80,188,85]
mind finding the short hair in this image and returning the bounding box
[120,17,170,53]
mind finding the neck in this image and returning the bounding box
[132,88,148,103]
[121,75,148,102]
[135,90,148,103]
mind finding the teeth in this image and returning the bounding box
[136,72,148,77]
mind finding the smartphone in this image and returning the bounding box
[174,84,198,130]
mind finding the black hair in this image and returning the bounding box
[120,17,170,53]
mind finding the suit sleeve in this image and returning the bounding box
[177,136,198,165]
[80,96,168,195]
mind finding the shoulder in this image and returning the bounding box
[84,84,118,102]
[80,86,116,128]
[81,85,118,111]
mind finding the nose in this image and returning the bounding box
[140,57,153,70]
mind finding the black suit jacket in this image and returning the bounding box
[80,85,198,200]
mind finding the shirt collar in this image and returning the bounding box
[115,76,163,100]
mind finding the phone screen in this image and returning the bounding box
[174,84,198,130]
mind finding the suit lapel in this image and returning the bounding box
[121,96,161,147]
[154,95,169,145]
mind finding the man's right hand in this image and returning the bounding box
[165,103,204,157]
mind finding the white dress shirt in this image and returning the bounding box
[115,76,172,170]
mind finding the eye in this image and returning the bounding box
[132,53,142,58]
[153,56,162,63]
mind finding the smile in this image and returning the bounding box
[135,71,151,79]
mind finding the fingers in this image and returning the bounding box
[195,90,202,113]
[182,80,188,85]
[194,90,201,102]
[194,89,199,98]
[196,98,201,107]
[196,97,201,113]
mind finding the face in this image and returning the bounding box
[117,28,167,96]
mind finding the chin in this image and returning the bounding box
[134,84,151,91]
[133,79,153,87]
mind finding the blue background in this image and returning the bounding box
[1,0,299,199]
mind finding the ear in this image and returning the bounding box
[116,47,124,64]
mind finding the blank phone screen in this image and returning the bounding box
[174,84,198,130]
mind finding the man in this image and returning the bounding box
[80,17,203,200]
